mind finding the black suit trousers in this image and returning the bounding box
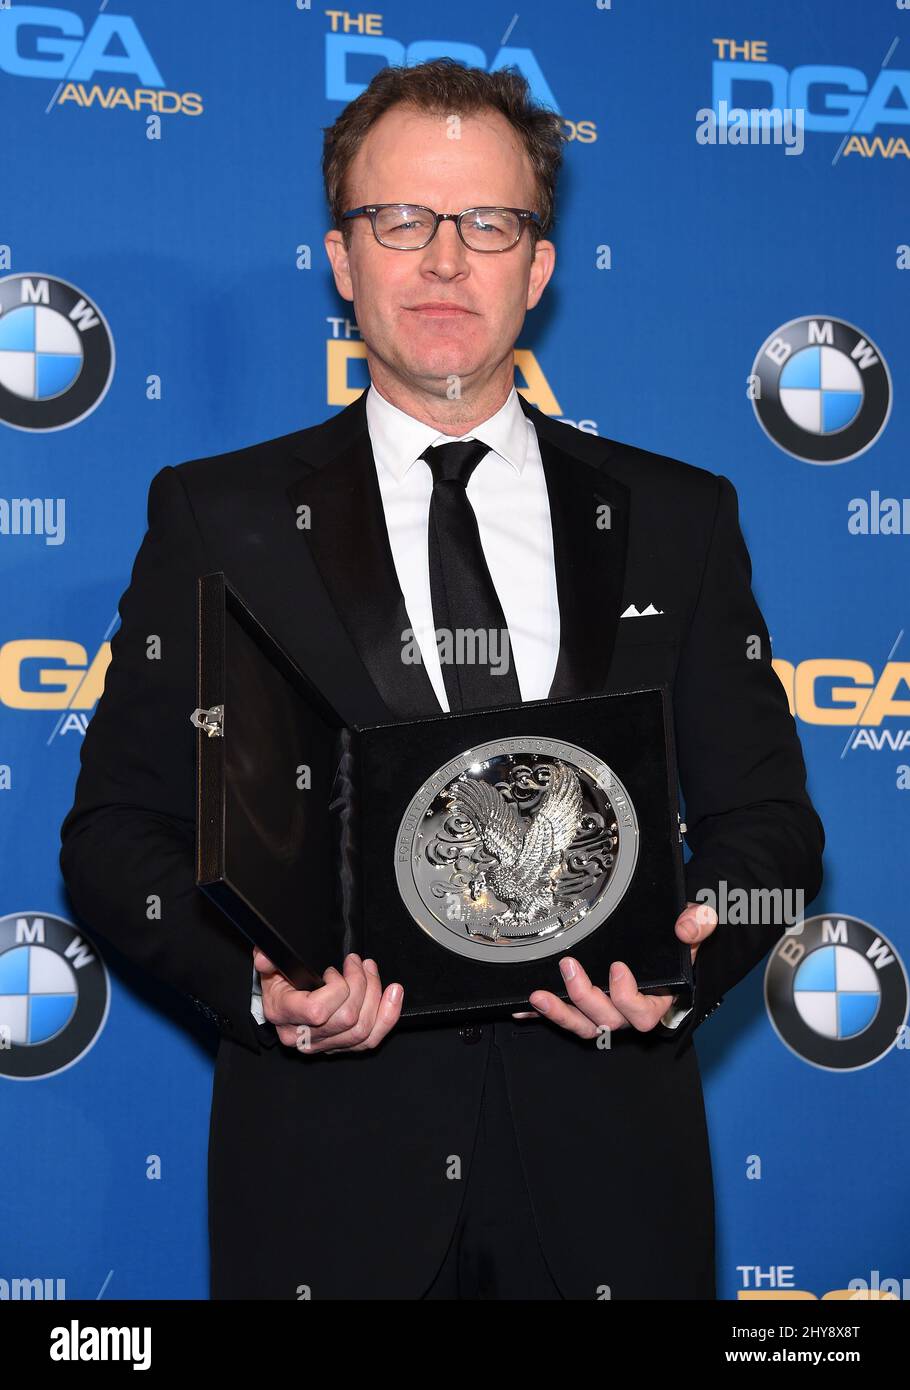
[421,1036,563,1300]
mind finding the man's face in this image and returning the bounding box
[324,104,555,397]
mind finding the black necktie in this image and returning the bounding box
[420,439,522,712]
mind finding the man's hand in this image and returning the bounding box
[254,949,404,1054]
[511,901,719,1038]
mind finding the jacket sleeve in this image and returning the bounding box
[59,464,275,1054]
[658,473,825,1053]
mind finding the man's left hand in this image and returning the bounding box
[511,901,718,1038]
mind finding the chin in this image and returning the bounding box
[402,342,486,384]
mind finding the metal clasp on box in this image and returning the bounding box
[190,704,224,738]
[677,813,687,843]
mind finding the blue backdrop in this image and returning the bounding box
[1,0,907,1302]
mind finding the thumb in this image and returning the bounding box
[675,901,718,947]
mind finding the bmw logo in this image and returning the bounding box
[0,912,110,1080]
[765,914,908,1071]
[0,273,115,432]
[751,316,891,464]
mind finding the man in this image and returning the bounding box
[60,59,824,1300]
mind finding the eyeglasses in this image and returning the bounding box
[340,204,543,252]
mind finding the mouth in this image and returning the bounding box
[406,303,475,318]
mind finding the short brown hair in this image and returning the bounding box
[322,58,567,245]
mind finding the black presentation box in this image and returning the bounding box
[194,572,692,1027]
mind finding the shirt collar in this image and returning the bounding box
[366,382,529,484]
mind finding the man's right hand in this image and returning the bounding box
[254,949,404,1055]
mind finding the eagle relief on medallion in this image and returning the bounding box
[426,756,619,944]
[395,738,639,962]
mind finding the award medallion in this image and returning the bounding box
[394,737,639,963]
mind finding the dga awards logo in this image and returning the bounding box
[765,915,908,1070]
[751,316,891,464]
[0,274,115,431]
[0,913,109,1080]
[0,5,203,115]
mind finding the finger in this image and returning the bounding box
[527,989,616,1039]
[293,955,370,1051]
[528,960,627,1037]
[265,961,351,1029]
[252,948,277,976]
[559,957,627,1030]
[355,956,384,1029]
[300,960,393,1054]
[315,970,402,1055]
[348,977,404,1051]
[309,953,371,1041]
[608,960,675,1032]
[675,902,718,954]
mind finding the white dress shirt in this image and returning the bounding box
[367,381,560,707]
[250,383,690,1030]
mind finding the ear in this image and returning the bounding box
[526,238,556,310]
[324,229,354,303]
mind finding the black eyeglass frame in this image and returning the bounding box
[340,204,544,251]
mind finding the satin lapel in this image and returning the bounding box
[524,410,630,699]
[286,404,441,720]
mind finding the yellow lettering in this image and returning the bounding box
[514,350,562,415]
[795,659,872,725]
[860,662,910,724]
[327,340,368,405]
[56,82,85,107]
[0,641,110,710]
[326,341,563,415]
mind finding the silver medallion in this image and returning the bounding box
[394,737,639,962]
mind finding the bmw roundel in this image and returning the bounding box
[0,912,110,1080]
[751,316,891,464]
[0,273,115,431]
[765,914,908,1070]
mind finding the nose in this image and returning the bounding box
[418,218,470,278]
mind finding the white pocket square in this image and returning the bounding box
[620,603,665,618]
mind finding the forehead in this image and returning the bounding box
[346,104,536,204]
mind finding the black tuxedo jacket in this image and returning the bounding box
[59,391,824,1299]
